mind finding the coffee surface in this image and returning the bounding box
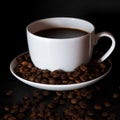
[34,28,88,38]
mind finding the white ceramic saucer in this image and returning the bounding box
[10,51,112,91]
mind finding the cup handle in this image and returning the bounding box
[95,32,116,62]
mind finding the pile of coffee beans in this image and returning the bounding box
[1,82,120,120]
[14,52,109,85]
[1,51,119,120]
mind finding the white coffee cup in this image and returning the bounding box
[26,17,115,72]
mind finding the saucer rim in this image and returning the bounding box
[10,51,112,91]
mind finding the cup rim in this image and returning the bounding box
[26,17,95,39]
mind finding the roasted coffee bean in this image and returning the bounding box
[41,79,48,84]
[42,90,50,96]
[94,104,102,110]
[112,92,119,99]
[5,90,14,96]
[87,110,94,116]
[61,79,68,84]
[60,73,67,80]
[79,101,87,109]
[67,92,74,99]
[50,70,61,78]
[4,105,10,112]
[48,103,55,109]
[79,74,88,82]
[80,64,88,72]
[55,91,62,96]
[104,101,111,108]
[72,70,80,77]
[48,78,56,84]
[70,98,78,104]
[101,111,109,117]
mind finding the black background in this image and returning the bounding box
[1,0,120,119]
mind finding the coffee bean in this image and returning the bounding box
[94,104,102,110]
[79,101,87,109]
[42,90,50,96]
[48,78,56,84]
[50,70,61,78]
[104,101,111,108]
[4,105,10,112]
[101,111,109,117]
[87,110,94,116]
[70,98,78,104]
[6,90,14,96]
[112,92,119,99]
[48,103,55,109]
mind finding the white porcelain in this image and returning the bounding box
[26,17,115,72]
[10,51,112,91]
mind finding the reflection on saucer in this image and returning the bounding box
[10,51,112,91]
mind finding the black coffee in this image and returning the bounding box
[34,28,88,39]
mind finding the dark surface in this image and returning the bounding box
[1,0,120,119]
